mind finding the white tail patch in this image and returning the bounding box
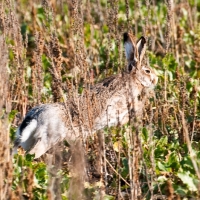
[20,119,37,143]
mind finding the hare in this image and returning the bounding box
[14,33,158,158]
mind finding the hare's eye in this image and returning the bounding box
[145,69,151,74]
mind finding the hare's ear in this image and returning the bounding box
[123,32,138,72]
[136,36,146,65]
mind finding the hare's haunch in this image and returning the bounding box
[14,33,158,158]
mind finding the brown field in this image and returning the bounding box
[0,0,200,199]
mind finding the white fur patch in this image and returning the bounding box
[20,119,37,142]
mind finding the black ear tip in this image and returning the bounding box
[140,36,146,44]
[123,32,129,43]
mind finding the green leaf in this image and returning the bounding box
[157,136,168,147]
[174,185,187,196]
[180,156,195,173]
[154,147,168,159]
[121,157,129,178]
[102,195,115,200]
[25,153,35,162]
[167,152,180,171]
[157,161,170,172]
[177,171,197,191]
[9,110,18,122]
[142,127,148,142]
[162,54,178,72]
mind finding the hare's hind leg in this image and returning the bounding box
[28,132,49,158]
[28,118,68,158]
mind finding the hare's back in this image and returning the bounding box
[20,103,66,134]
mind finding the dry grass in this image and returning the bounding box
[0,0,199,199]
[0,35,13,200]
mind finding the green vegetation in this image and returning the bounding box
[0,0,200,199]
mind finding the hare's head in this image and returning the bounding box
[123,33,158,87]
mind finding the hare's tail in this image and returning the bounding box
[13,116,38,156]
